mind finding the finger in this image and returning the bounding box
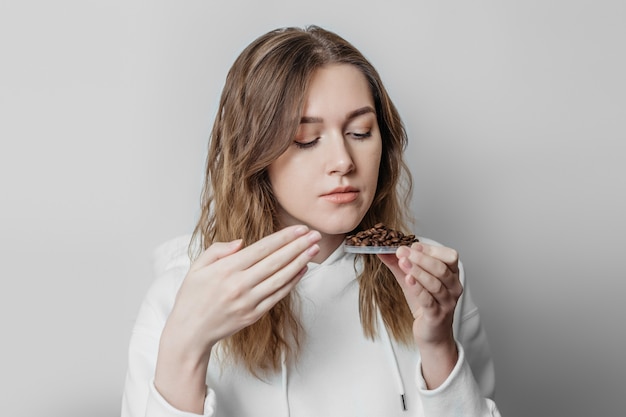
[410,277,438,310]
[398,256,448,298]
[380,253,442,304]
[252,245,319,312]
[245,230,321,287]
[401,274,437,316]
[410,242,459,273]
[397,245,457,289]
[192,239,243,270]
[403,250,450,287]
[235,225,312,270]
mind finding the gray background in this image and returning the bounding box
[1,1,624,416]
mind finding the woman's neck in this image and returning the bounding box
[310,232,346,264]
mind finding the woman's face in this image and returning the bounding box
[268,64,382,239]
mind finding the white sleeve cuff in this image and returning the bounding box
[147,380,216,417]
[416,343,500,416]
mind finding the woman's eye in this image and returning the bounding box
[294,138,320,149]
[349,131,372,140]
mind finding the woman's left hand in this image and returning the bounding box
[378,242,463,387]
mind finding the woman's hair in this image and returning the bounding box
[191,25,415,374]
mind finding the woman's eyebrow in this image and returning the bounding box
[300,116,323,124]
[346,106,375,121]
[299,106,375,124]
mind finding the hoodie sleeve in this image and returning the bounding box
[121,236,217,417]
[416,343,500,416]
[414,249,501,416]
[453,259,497,400]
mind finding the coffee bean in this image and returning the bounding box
[345,223,419,247]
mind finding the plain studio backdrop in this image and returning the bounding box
[1,1,624,416]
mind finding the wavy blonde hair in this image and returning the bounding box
[191,26,415,374]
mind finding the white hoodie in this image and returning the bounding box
[122,236,501,417]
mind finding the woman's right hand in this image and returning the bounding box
[154,225,321,413]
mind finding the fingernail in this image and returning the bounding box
[396,246,410,257]
[294,225,308,236]
[306,244,320,257]
[307,230,321,243]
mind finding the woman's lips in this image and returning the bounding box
[321,190,359,204]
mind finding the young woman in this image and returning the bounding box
[122,26,501,417]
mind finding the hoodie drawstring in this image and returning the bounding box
[281,350,291,417]
[378,310,408,411]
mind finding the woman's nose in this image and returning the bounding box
[327,135,355,175]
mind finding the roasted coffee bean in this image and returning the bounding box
[345,223,419,247]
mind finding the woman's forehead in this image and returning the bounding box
[301,64,374,119]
